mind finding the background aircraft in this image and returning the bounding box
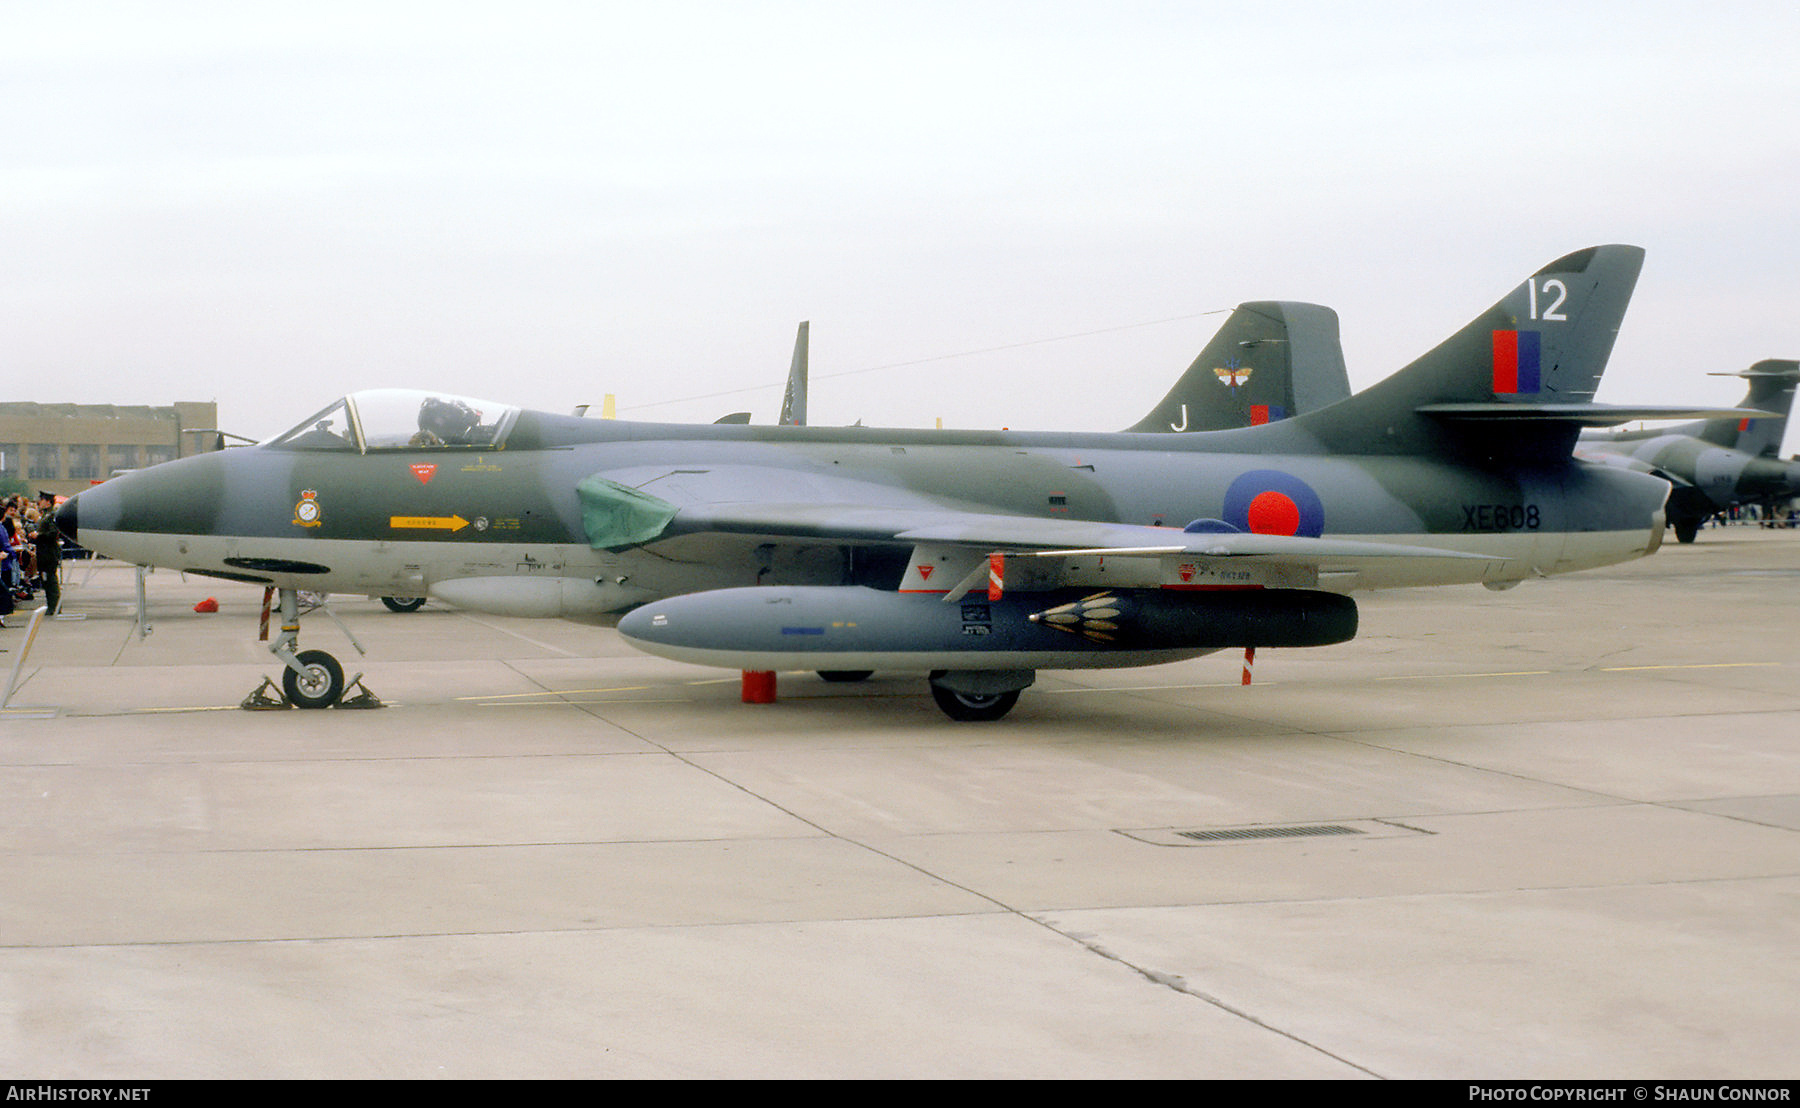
[59,245,1672,720]
[777,305,1331,436]
[779,321,808,427]
[1575,361,1800,542]
[1124,301,1350,433]
[707,320,810,427]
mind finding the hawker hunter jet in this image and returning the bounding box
[1577,360,1800,542]
[60,245,1674,720]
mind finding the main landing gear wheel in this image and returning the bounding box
[929,685,1020,722]
[381,596,426,613]
[817,670,874,683]
[282,649,345,709]
[1673,519,1700,544]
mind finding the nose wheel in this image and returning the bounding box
[282,649,345,709]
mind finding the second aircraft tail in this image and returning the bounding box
[1697,360,1800,455]
[1125,302,1350,433]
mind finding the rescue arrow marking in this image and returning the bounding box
[390,515,470,532]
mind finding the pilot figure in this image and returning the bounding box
[413,397,482,446]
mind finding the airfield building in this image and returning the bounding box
[0,400,221,497]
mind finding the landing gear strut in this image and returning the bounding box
[244,587,383,710]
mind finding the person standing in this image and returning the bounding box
[29,494,60,616]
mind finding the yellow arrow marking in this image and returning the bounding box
[390,515,469,532]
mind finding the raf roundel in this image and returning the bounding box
[1221,470,1325,537]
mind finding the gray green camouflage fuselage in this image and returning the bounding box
[68,417,1662,602]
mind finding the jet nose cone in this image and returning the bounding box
[54,495,79,545]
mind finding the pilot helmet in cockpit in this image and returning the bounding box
[418,396,481,444]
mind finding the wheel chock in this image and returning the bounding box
[241,676,292,711]
[334,675,384,709]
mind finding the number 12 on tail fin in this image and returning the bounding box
[1528,278,1568,322]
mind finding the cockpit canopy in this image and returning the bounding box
[267,390,521,453]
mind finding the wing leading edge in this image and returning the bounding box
[660,501,1500,569]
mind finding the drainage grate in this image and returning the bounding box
[1175,824,1365,843]
[1117,819,1429,848]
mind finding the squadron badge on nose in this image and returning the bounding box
[293,490,323,528]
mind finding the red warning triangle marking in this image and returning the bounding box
[917,565,934,580]
[411,464,437,484]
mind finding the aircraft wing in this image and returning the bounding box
[663,501,1498,564]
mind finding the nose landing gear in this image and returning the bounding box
[241,587,384,710]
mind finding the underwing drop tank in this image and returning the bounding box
[617,585,1356,673]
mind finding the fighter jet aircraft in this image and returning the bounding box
[59,245,1674,720]
[1576,360,1800,542]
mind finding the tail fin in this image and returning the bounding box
[1126,302,1350,432]
[779,321,809,426]
[1697,360,1800,454]
[1298,245,1646,458]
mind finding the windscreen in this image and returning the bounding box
[267,399,359,451]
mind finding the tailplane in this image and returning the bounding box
[1127,302,1350,432]
[1698,360,1800,455]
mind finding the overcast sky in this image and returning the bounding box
[5,1,1798,450]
